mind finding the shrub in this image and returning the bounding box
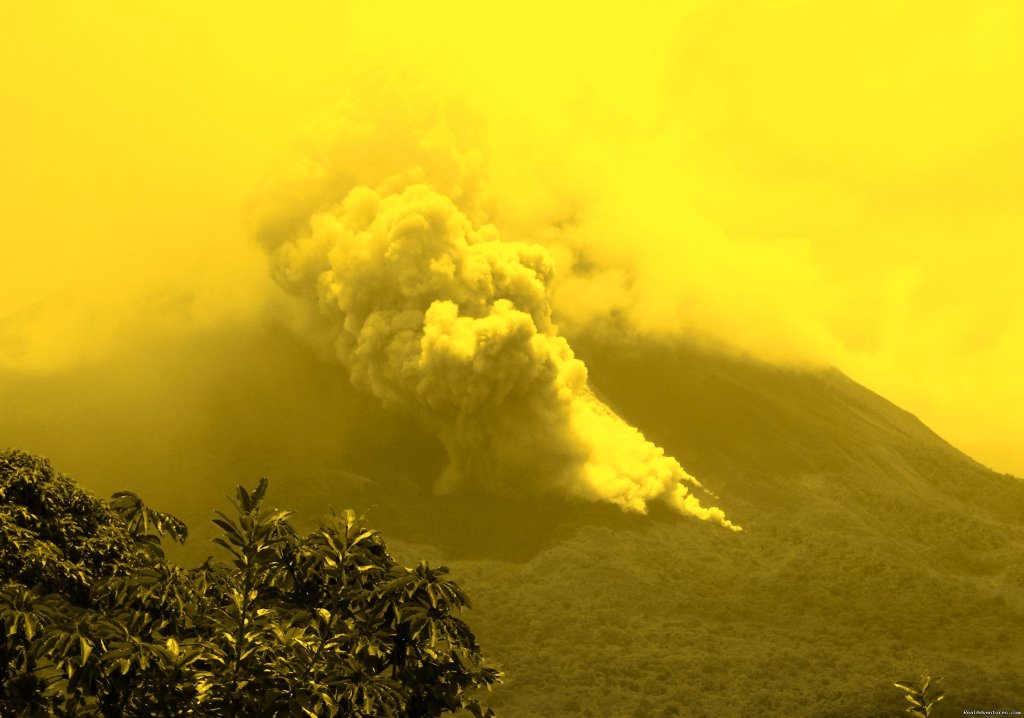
[893,673,945,717]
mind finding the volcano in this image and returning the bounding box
[2,321,1022,716]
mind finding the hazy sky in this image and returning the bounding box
[2,2,1023,477]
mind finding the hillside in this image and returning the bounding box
[448,333,1024,716]
[3,322,1023,715]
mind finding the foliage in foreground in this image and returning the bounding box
[894,673,945,717]
[0,449,500,717]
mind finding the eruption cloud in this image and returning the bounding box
[261,176,738,530]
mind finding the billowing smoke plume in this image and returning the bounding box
[260,175,738,529]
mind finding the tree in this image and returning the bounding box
[0,449,501,716]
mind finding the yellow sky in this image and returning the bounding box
[2,2,1023,476]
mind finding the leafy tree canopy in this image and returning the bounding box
[0,449,500,717]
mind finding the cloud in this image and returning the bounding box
[3,1,1024,488]
[258,169,737,528]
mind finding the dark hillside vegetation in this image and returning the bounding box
[0,450,499,717]
[429,334,1024,716]
[341,335,1024,716]
[3,327,1023,715]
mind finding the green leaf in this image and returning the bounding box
[212,537,243,559]
[252,477,269,507]
[351,530,375,545]
[127,572,160,588]
[238,485,253,512]
[212,516,244,544]
[259,508,293,526]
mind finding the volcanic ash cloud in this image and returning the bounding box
[264,182,738,530]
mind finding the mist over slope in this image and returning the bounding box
[575,330,1023,514]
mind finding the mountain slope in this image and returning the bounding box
[3,321,1023,715]
[577,332,998,498]
[573,333,1024,563]
[446,333,1024,716]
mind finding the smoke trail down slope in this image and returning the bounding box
[262,180,737,530]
